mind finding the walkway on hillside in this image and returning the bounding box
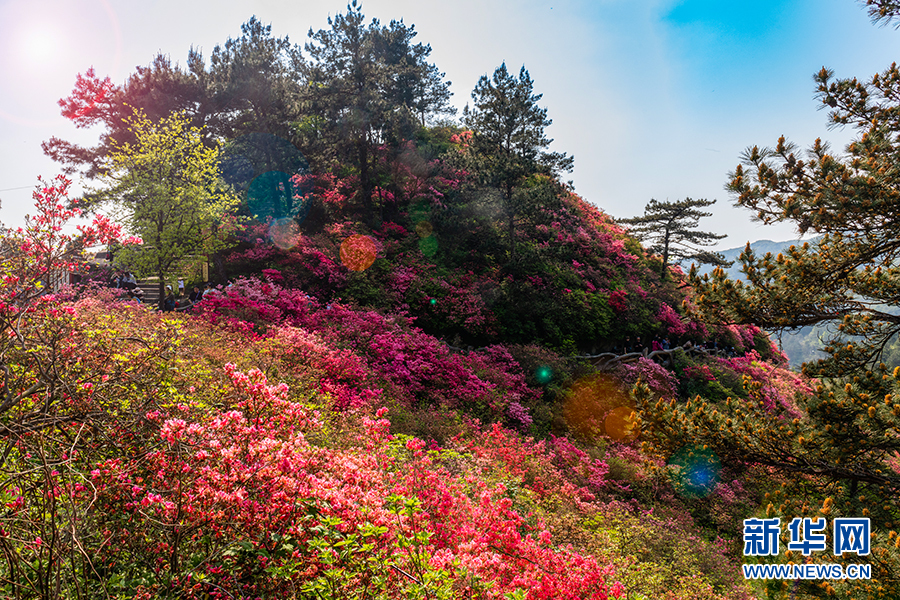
[125,277,739,367]
[573,341,731,370]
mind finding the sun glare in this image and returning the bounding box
[18,28,58,66]
[0,0,122,126]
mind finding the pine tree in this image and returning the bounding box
[462,63,572,265]
[374,18,454,134]
[689,56,900,375]
[620,198,731,277]
[205,16,302,140]
[865,0,900,23]
[45,9,452,226]
[299,2,453,222]
[640,4,900,595]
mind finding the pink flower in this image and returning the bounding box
[406,437,426,452]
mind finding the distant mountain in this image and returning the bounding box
[686,237,827,367]
[688,237,823,281]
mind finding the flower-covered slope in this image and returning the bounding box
[0,293,763,599]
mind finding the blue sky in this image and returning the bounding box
[0,0,896,249]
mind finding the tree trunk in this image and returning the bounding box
[359,134,373,224]
[211,252,227,283]
[508,212,516,265]
[158,272,166,312]
[661,229,671,278]
[505,181,516,266]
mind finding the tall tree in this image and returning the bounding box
[300,1,382,218]
[462,63,573,265]
[44,17,302,182]
[103,111,240,308]
[374,18,454,134]
[205,16,302,140]
[298,1,454,221]
[620,198,730,276]
[690,59,900,374]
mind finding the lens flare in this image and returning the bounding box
[534,366,553,385]
[340,234,378,272]
[563,373,633,442]
[667,444,722,498]
[604,406,640,442]
[248,171,293,220]
[0,0,123,127]
[219,133,310,223]
[269,218,301,250]
[419,235,438,257]
[415,220,433,238]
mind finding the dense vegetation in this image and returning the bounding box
[1,181,779,599]
[1,1,898,598]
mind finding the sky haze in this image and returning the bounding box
[0,0,895,249]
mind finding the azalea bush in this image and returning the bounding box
[716,350,809,416]
[0,174,790,600]
[2,344,631,598]
[196,275,541,425]
[0,279,614,598]
[221,158,711,353]
[616,357,679,401]
[0,176,143,440]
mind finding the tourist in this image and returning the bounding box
[163,286,176,312]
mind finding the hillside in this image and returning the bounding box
[20,4,900,597]
[1,123,884,600]
[0,181,809,599]
[1,279,773,599]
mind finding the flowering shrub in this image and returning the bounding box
[657,302,687,336]
[221,168,710,352]
[717,350,810,415]
[617,357,679,400]
[683,364,717,383]
[0,289,768,599]
[195,276,541,425]
[264,326,382,410]
[197,275,314,333]
[607,290,628,313]
[48,363,626,599]
[580,504,756,600]
[0,176,132,307]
